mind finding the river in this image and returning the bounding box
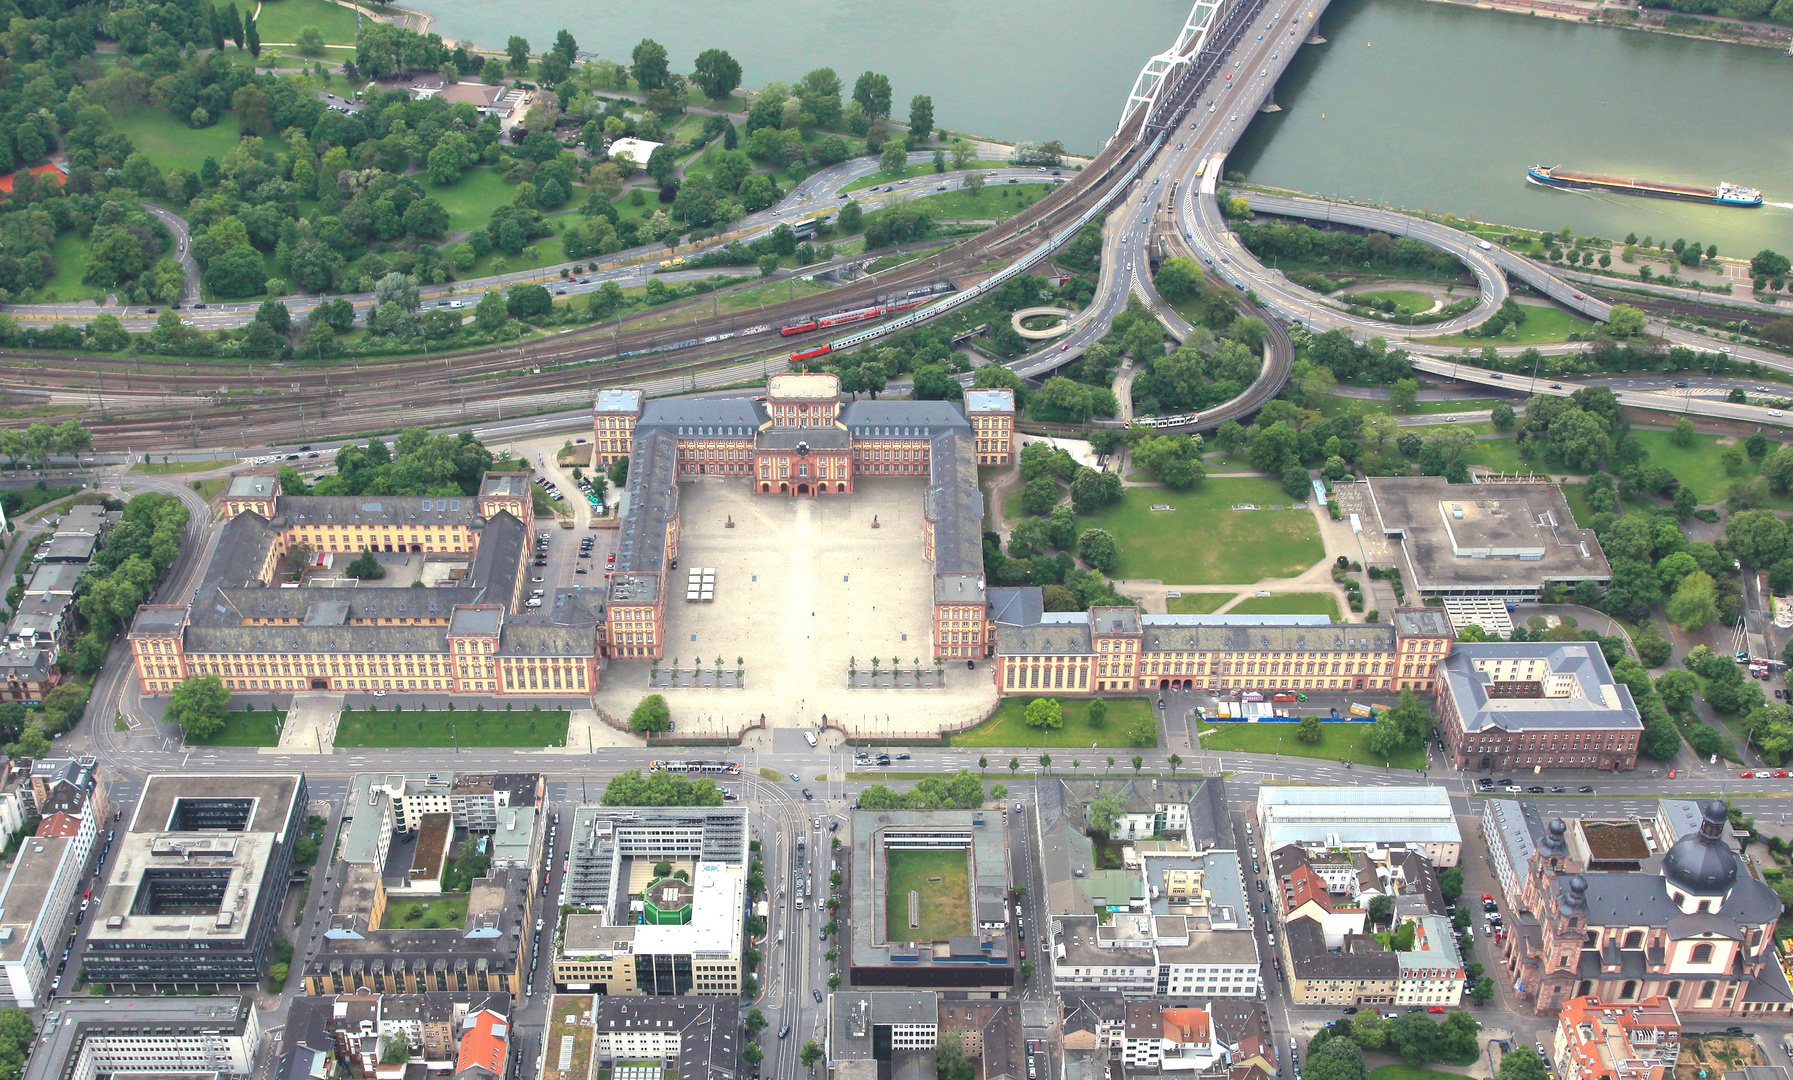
[408,0,1793,253]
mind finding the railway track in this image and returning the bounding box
[1,114,1151,451]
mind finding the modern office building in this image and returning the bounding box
[1256,788,1461,867]
[0,805,95,1007]
[23,997,260,1080]
[82,773,305,990]
[1437,642,1643,772]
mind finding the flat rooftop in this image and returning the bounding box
[1363,478,1611,592]
[0,834,73,961]
[130,773,303,836]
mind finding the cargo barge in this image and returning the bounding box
[1526,164,1761,207]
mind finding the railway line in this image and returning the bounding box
[3,113,1151,450]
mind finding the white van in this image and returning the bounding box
[803,730,818,747]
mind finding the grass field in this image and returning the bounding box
[1227,592,1340,621]
[1317,394,1508,418]
[190,477,229,500]
[1347,289,1435,314]
[951,696,1156,748]
[1167,593,1233,615]
[841,160,1010,193]
[1627,429,1744,500]
[252,0,363,45]
[39,232,107,302]
[881,183,1054,222]
[382,895,469,929]
[428,167,520,234]
[1199,719,1427,769]
[721,276,835,311]
[185,709,282,747]
[883,848,971,943]
[135,458,234,474]
[1422,304,1595,347]
[334,708,569,747]
[113,110,280,175]
[1075,478,1323,585]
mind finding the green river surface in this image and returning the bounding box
[408,0,1793,252]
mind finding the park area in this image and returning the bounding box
[185,708,282,746]
[950,695,1155,748]
[1198,718,1426,769]
[1076,478,1323,584]
[333,708,570,747]
[1227,592,1340,620]
[883,848,971,943]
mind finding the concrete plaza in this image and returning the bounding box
[592,478,1000,737]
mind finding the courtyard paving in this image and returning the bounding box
[592,478,999,737]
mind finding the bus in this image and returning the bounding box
[648,760,741,775]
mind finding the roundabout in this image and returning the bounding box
[1010,306,1080,340]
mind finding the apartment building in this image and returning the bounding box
[0,797,95,1007]
[24,997,260,1080]
[1554,996,1680,1080]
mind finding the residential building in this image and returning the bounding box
[1271,848,1365,950]
[576,994,738,1080]
[302,865,531,996]
[360,773,543,833]
[83,773,304,989]
[1394,914,1466,1006]
[597,374,1012,662]
[454,1007,510,1080]
[828,991,940,1080]
[129,473,602,699]
[1553,996,1680,1080]
[0,801,96,1007]
[1280,918,1398,1005]
[1504,800,1792,1015]
[1483,798,1544,902]
[1256,788,1461,867]
[23,997,260,1080]
[1119,1000,1272,1075]
[1060,994,1128,1053]
[284,992,512,1080]
[992,607,1454,696]
[1437,642,1643,772]
[1038,779,1260,1000]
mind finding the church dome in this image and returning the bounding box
[1662,799,1738,898]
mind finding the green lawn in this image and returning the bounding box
[334,708,570,747]
[841,160,1009,193]
[1167,593,1234,615]
[1560,482,1597,527]
[1319,395,1508,419]
[186,709,283,747]
[1075,478,1323,585]
[1227,592,1340,621]
[382,895,469,930]
[884,848,971,943]
[135,458,234,474]
[252,0,363,45]
[1627,429,1745,500]
[39,232,107,302]
[879,183,1054,222]
[1199,719,1427,769]
[721,276,836,311]
[1421,304,1595,347]
[950,696,1157,748]
[1348,289,1435,314]
[428,167,520,234]
[113,109,280,176]
[190,477,229,500]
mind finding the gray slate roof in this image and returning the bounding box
[1441,642,1642,733]
[274,495,476,528]
[925,430,984,577]
[841,400,970,434]
[1142,622,1394,653]
[638,398,762,434]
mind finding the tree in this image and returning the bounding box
[1088,698,1109,728]
[1023,697,1063,731]
[629,694,672,733]
[1305,1035,1366,1080]
[344,551,385,580]
[167,674,231,741]
[1296,715,1323,743]
[1389,378,1420,413]
[1366,895,1394,926]
[963,169,986,196]
[1605,304,1647,338]
[1077,529,1119,573]
[1499,1050,1550,1080]
[853,71,893,119]
[1471,977,1495,1005]
[908,95,934,142]
[801,1042,824,1072]
[632,38,670,90]
[936,1030,972,1080]
[245,14,259,57]
[1087,791,1126,835]
[1666,571,1720,632]
[692,48,743,101]
[1490,402,1516,431]
[1439,867,1464,904]
[1728,508,1788,566]
[296,25,326,54]
[745,1009,767,1035]
[507,283,553,319]
[42,682,90,733]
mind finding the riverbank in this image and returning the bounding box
[1418,0,1793,50]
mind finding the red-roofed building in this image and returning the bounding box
[36,811,80,838]
[1553,996,1679,1080]
[454,1008,508,1080]
[1280,860,1366,949]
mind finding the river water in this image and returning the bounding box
[410,0,1793,252]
